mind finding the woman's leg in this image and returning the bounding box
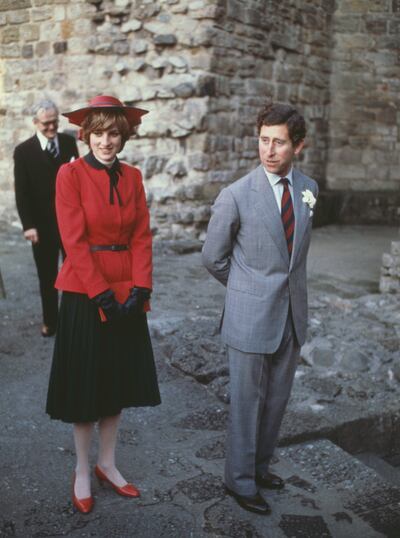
[97,413,127,487]
[73,422,95,498]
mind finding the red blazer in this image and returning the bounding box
[55,157,152,306]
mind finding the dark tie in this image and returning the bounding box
[47,139,58,159]
[280,177,295,257]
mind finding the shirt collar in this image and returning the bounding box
[36,131,59,151]
[263,167,294,187]
[84,151,121,174]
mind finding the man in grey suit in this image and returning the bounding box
[202,103,318,515]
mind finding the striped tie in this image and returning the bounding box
[280,177,295,257]
[47,139,58,159]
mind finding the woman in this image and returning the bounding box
[46,95,161,514]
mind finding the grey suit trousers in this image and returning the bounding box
[224,312,300,496]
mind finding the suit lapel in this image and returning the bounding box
[290,170,309,267]
[31,135,57,171]
[58,134,69,163]
[252,166,289,266]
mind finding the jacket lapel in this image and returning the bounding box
[31,135,58,171]
[58,134,71,164]
[252,166,289,266]
[290,170,309,268]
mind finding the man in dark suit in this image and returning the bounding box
[202,103,318,515]
[14,99,79,336]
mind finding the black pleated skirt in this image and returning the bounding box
[46,292,161,423]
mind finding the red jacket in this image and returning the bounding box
[55,157,152,306]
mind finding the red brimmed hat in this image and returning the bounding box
[62,95,149,127]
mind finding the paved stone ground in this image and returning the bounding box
[0,224,399,537]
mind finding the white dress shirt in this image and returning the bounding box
[36,130,60,153]
[263,167,294,213]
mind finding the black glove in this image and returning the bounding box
[123,287,151,316]
[92,289,123,321]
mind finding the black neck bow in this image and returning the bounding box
[84,151,122,206]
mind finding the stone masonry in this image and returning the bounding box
[380,230,400,293]
[0,0,399,239]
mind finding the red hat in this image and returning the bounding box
[62,95,148,127]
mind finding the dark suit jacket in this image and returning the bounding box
[14,132,79,243]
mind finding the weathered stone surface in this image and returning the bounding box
[175,473,224,502]
[2,26,19,44]
[0,0,399,239]
[153,33,177,46]
[204,502,264,537]
[279,514,332,538]
[121,18,142,32]
[53,41,67,54]
[0,0,31,10]
[176,406,228,431]
[380,236,400,293]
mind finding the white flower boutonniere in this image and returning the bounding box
[302,189,316,217]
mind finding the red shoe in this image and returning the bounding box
[94,465,140,498]
[72,474,94,514]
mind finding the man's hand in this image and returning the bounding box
[24,228,39,244]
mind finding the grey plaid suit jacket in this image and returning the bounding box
[202,165,318,354]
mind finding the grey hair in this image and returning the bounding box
[32,99,59,120]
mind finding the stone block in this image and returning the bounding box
[53,41,67,54]
[188,152,210,171]
[391,241,400,255]
[20,24,40,42]
[166,158,187,178]
[143,156,167,179]
[1,27,19,44]
[31,7,52,22]
[131,39,148,54]
[112,40,130,55]
[339,0,375,13]
[67,3,91,18]
[7,9,29,24]
[368,0,392,11]
[173,82,195,98]
[154,34,177,46]
[21,44,34,58]
[121,19,142,32]
[0,0,31,10]
[380,276,400,293]
[35,41,49,57]
[60,20,73,40]
[388,18,400,34]
[0,43,20,58]
[333,15,362,33]
[53,6,66,21]
[365,18,387,33]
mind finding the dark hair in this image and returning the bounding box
[257,103,306,146]
[81,110,132,150]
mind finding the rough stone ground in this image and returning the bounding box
[0,224,399,537]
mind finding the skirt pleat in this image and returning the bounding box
[46,292,161,423]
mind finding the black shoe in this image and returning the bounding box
[255,471,285,490]
[225,486,271,515]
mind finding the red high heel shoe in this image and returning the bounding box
[94,465,140,498]
[72,473,94,514]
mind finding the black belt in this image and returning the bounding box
[90,244,128,252]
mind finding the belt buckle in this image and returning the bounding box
[111,245,116,251]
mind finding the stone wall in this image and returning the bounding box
[0,0,399,239]
[380,232,400,292]
[327,0,400,191]
[203,0,334,197]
